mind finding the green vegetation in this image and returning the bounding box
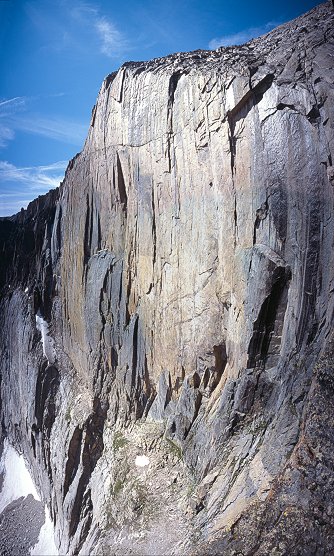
[165,437,182,460]
[113,431,128,451]
[65,406,71,422]
[186,479,196,498]
[112,478,124,495]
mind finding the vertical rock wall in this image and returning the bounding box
[0,2,334,554]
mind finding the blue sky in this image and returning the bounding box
[0,0,321,216]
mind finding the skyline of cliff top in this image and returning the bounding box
[0,0,322,217]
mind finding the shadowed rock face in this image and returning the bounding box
[1,2,334,554]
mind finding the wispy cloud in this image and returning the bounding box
[70,2,99,21]
[0,160,67,190]
[0,97,26,114]
[0,196,36,216]
[0,160,68,216]
[209,21,281,49]
[14,116,88,145]
[95,17,128,58]
[0,96,88,148]
[0,97,26,148]
[27,1,131,61]
[70,2,129,58]
[0,126,15,148]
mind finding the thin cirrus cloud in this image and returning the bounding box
[0,96,27,148]
[0,96,88,148]
[0,160,67,216]
[70,2,129,59]
[0,160,67,190]
[0,126,15,149]
[14,116,88,146]
[209,21,281,49]
[0,97,27,113]
[95,17,128,58]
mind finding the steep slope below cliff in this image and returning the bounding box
[1,2,334,554]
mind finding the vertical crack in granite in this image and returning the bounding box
[68,399,107,549]
[227,73,274,247]
[63,426,83,501]
[116,152,128,211]
[167,71,182,172]
[247,266,291,369]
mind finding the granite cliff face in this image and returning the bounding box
[1,2,334,554]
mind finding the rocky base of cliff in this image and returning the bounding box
[79,420,196,555]
[0,440,58,556]
[0,495,44,556]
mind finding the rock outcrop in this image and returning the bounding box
[1,2,334,554]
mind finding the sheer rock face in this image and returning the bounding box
[1,2,334,554]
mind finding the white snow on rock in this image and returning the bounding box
[0,439,58,555]
[35,314,56,364]
[135,455,150,467]
[0,439,40,513]
[31,505,58,556]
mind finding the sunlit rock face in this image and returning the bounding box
[1,2,334,554]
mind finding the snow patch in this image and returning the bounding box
[0,439,58,555]
[35,314,56,364]
[135,455,150,467]
[31,506,58,556]
[0,439,40,514]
